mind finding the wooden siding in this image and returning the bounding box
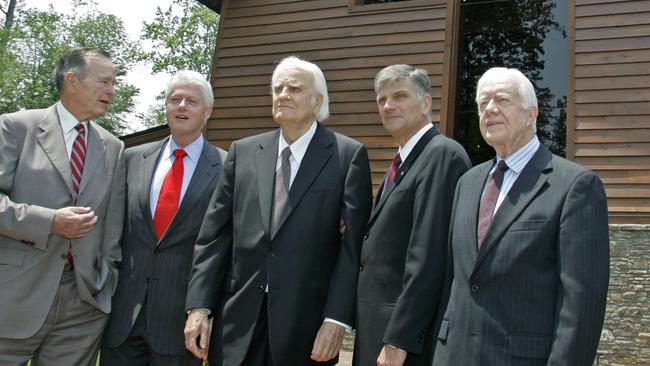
[206,0,451,193]
[570,0,650,223]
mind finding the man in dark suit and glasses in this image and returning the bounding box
[353,64,470,366]
[183,56,372,366]
[101,70,226,366]
[433,67,609,366]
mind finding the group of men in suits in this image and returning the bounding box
[0,47,609,366]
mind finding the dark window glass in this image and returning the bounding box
[454,0,567,165]
[363,0,411,4]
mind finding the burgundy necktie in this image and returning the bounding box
[153,149,187,240]
[477,160,508,248]
[381,153,402,198]
[66,123,87,270]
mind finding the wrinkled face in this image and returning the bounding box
[376,79,430,143]
[68,55,116,121]
[166,83,211,141]
[272,68,321,129]
[477,78,537,155]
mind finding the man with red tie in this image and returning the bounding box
[0,48,125,366]
[102,70,226,366]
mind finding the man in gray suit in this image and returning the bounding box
[354,65,470,366]
[102,70,226,366]
[0,48,125,365]
[433,67,609,366]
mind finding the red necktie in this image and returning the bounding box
[65,123,87,270]
[70,123,86,196]
[381,153,402,198]
[477,160,508,248]
[153,149,187,240]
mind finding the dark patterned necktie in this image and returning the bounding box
[270,147,291,238]
[477,160,509,248]
[381,153,402,198]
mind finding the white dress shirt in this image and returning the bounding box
[396,123,434,164]
[488,135,540,215]
[149,135,204,216]
[56,101,88,160]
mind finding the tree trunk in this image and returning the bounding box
[0,0,18,58]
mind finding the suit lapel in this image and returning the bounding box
[160,141,221,245]
[368,126,439,226]
[36,106,75,195]
[472,145,553,274]
[284,124,333,226]
[256,130,281,238]
[463,162,493,264]
[139,139,166,239]
[78,122,107,195]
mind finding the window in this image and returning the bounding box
[453,0,568,164]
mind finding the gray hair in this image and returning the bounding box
[165,70,214,107]
[54,48,112,92]
[271,56,329,121]
[475,67,538,109]
[374,64,432,98]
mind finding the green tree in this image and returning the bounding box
[137,0,219,127]
[0,1,140,135]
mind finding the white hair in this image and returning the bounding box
[271,56,330,121]
[476,67,538,110]
[166,70,214,107]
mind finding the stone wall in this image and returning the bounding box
[598,224,650,366]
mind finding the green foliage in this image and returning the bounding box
[0,1,140,135]
[139,0,219,75]
[136,0,219,128]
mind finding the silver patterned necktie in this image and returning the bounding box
[270,146,291,238]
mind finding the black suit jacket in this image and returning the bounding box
[185,123,372,366]
[104,137,225,355]
[433,144,609,366]
[353,127,471,366]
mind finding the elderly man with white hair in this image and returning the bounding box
[102,70,227,366]
[432,67,609,366]
[183,56,372,366]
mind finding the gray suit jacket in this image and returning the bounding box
[186,123,373,366]
[433,144,609,366]
[0,104,126,339]
[354,127,471,366]
[104,137,225,355]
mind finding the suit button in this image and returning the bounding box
[471,284,479,292]
[268,252,276,259]
[146,278,150,283]
[259,284,265,291]
[359,264,364,272]
[363,233,369,240]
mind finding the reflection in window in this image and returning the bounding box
[454,0,567,164]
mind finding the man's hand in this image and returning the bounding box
[50,206,97,239]
[311,322,344,362]
[377,344,407,366]
[184,309,211,360]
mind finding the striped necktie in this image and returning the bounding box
[70,123,87,196]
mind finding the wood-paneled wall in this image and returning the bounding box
[569,0,650,223]
[206,0,451,192]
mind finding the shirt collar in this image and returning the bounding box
[56,101,84,133]
[164,134,204,164]
[278,121,317,165]
[397,123,433,162]
[496,135,540,174]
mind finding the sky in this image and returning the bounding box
[24,0,176,132]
